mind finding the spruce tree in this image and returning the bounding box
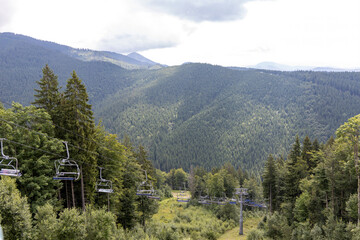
[302,135,314,171]
[32,64,61,116]
[262,154,277,213]
[62,71,97,209]
[284,135,307,222]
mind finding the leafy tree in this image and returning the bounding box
[336,114,360,224]
[33,203,58,239]
[0,103,63,213]
[136,196,159,231]
[84,206,119,240]
[0,177,33,240]
[56,208,86,240]
[174,168,187,190]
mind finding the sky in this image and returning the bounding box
[0,0,359,68]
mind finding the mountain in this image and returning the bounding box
[127,52,164,69]
[0,32,161,70]
[1,32,360,174]
[95,64,360,173]
[251,61,360,72]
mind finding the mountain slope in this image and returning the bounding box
[0,32,142,105]
[0,32,160,70]
[95,64,360,172]
[1,33,360,173]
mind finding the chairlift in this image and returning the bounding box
[53,141,80,181]
[136,170,160,200]
[177,183,190,202]
[96,167,114,193]
[244,199,267,208]
[198,191,211,205]
[228,197,238,205]
[0,138,21,177]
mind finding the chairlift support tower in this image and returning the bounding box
[235,188,248,236]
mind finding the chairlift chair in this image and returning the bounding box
[136,170,160,199]
[177,184,190,202]
[53,141,80,181]
[198,191,211,204]
[0,138,21,177]
[96,167,114,193]
[228,197,238,205]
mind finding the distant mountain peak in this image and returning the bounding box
[127,52,157,65]
[250,61,360,72]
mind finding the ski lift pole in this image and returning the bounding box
[235,188,248,235]
[240,193,243,235]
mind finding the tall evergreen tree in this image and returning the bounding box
[262,154,277,213]
[302,135,314,171]
[61,71,97,209]
[32,64,61,117]
[284,135,307,222]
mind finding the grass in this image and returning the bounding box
[218,217,262,240]
[152,192,263,240]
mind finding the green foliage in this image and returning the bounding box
[0,103,63,213]
[262,154,277,213]
[33,203,58,239]
[294,191,311,222]
[3,36,360,173]
[32,64,61,116]
[0,177,33,240]
[346,193,358,222]
[56,208,86,240]
[263,212,291,240]
[247,228,265,240]
[61,71,97,206]
[84,206,119,240]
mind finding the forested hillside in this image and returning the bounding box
[95,64,360,173]
[1,32,360,173]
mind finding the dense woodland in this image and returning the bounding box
[2,33,360,175]
[0,65,262,239]
[2,65,360,239]
[255,119,360,239]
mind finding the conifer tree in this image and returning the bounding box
[284,135,307,222]
[62,71,97,209]
[32,64,61,117]
[262,154,277,213]
[302,135,314,171]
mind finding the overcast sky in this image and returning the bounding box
[1,0,359,68]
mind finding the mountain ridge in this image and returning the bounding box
[1,32,360,173]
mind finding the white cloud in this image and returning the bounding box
[0,0,15,28]
[136,0,253,22]
[1,0,359,68]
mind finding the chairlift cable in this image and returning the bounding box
[0,99,126,155]
[0,117,120,164]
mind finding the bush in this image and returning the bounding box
[263,212,291,240]
[247,229,265,240]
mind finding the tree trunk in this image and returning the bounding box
[71,180,75,208]
[269,184,272,214]
[66,181,70,208]
[81,165,86,212]
[354,137,359,225]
